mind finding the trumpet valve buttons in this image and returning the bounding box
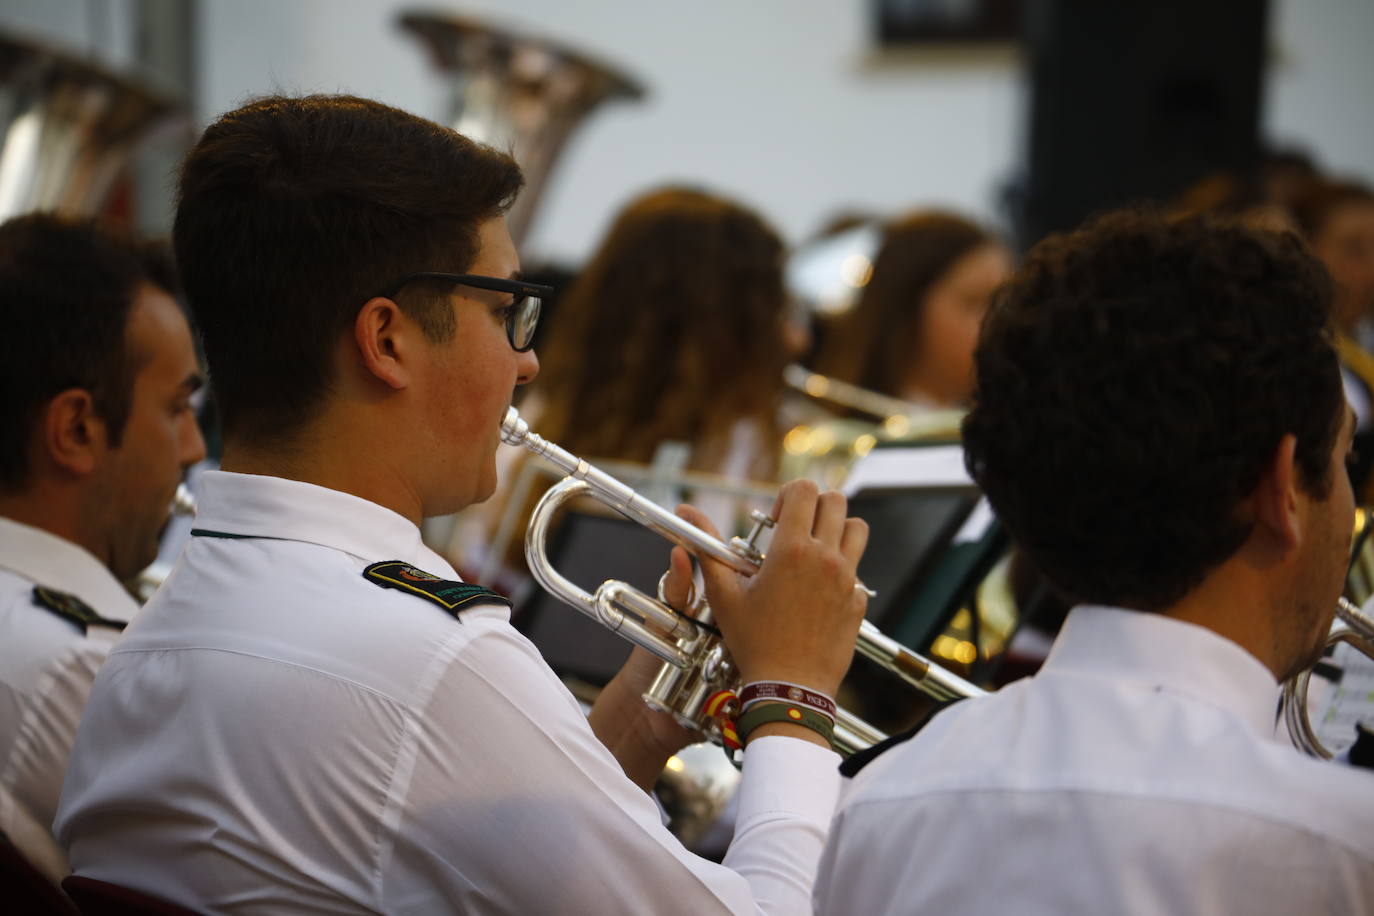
[730,511,776,564]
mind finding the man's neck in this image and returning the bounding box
[222,431,427,528]
[0,486,108,568]
[1161,557,1287,681]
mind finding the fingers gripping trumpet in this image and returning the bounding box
[500,407,986,756]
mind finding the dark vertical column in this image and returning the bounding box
[1015,0,1269,249]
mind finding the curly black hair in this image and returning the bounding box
[963,209,1343,611]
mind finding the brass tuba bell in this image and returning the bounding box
[398,10,645,246]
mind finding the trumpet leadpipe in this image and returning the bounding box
[502,408,758,575]
[502,407,986,710]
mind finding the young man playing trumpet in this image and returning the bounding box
[55,94,869,914]
[815,210,1374,914]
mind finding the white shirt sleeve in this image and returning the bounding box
[1,635,113,880]
[380,613,841,915]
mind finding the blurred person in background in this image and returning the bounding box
[452,186,799,580]
[0,214,205,882]
[1292,179,1374,499]
[810,210,1011,413]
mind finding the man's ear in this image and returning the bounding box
[353,297,411,390]
[42,389,105,477]
[1252,433,1302,551]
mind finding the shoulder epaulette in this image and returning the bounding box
[839,697,965,778]
[31,586,128,635]
[362,561,510,621]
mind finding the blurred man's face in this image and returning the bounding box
[92,283,206,581]
[1280,404,1356,682]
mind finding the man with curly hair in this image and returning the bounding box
[815,209,1374,914]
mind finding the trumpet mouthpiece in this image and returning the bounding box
[501,406,529,446]
[172,483,197,516]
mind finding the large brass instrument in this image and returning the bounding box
[500,407,986,756]
[0,32,180,221]
[1282,596,1374,759]
[399,11,644,246]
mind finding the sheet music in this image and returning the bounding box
[1312,641,1374,756]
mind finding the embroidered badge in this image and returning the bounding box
[362,561,511,619]
[31,586,127,635]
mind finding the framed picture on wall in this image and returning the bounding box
[874,0,1020,45]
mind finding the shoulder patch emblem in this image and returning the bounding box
[362,561,511,619]
[31,586,127,635]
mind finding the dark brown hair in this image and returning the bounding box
[1290,179,1374,241]
[173,94,523,445]
[530,187,788,473]
[0,214,168,489]
[812,211,994,397]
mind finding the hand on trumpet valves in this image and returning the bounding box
[685,478,870,703]
[587,546,707,791]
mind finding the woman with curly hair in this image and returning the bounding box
[446,186,797,579]
[530,187,791,480]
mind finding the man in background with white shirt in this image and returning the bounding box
[56,94,870,913]
[0,214,205,882]
[816,210,1374,915]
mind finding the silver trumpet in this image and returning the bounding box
[1282,596,1374,758]
[130,482,199,601]
[501,407,986,756]
[784,364,927,426]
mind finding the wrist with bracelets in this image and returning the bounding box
[735,701,835,749]
[735,680,838,750]
[739,680,837,720]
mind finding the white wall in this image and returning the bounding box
[2,0,1370,262]
[193,0,1022,263]
[1266,0,1374,183]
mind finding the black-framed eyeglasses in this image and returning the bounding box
[386,272,550,352]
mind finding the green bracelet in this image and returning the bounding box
[736,701,835,750]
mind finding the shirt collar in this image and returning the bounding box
[193,470,452,574]
[0,515,139,623]
[1041,605,1281,739]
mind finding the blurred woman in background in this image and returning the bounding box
[529,186,792,481]
[811,211,1011,411]
[447,186,797,580]
[1291,178,1374,498]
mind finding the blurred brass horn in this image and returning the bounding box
[0,32,181,220]
[399,11,645,245]
[1282,597,1374,759]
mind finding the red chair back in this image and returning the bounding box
[60,876,202,916]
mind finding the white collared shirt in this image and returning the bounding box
[56,471,840,914]
[815,605,1374,916]
[0,515,137,881]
